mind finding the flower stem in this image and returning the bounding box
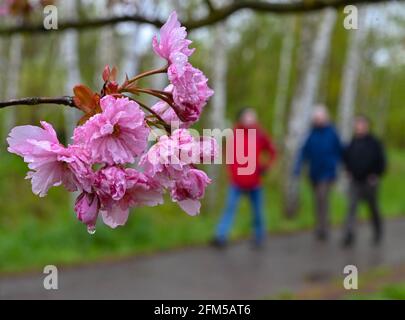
[132,88,171,102]
[126,65,168,85]
[143,88,172,98]
[124,96,170,132]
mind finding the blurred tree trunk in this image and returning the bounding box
[284,9,337,218]
[93,0,115,88]
[210,24,227,131]
[121,25,141,78]
[207,23,228,209]
[60,0,82,143]
[149,2,167,105]
[2,34,23,145]
[336,7,368,193]
[60,0,82,206]
[0,40,5,100]
[273,16,296,141]
[375,71,393,137]
[338,7,368,143]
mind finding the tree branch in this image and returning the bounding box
[204,0,216,13]
[0,0,399,35]
[0,96,76,109]
[186,0,397,29]
[0,14,164,36]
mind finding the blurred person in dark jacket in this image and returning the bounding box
[213,108,277,248]
[342,115,386,248]
[294,105,343,241]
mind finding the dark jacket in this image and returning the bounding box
[294,125,343,183]
[343,134,386,182]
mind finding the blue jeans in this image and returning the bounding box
[216,185,266,244]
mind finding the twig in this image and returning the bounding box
[125,96,171,132]
[0,96,76,109]
[124,66,168,86]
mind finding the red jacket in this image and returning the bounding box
[227,124,277,189]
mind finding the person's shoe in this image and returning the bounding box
[342,232,355,249]
[315,230,329,242]
[372,231,383,247]
[252,238,265,250]
[210,238,227,248]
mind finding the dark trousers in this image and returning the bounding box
[343,180,382,238]
[312,181,332,236]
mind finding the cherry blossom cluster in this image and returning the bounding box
[7,11,217,233]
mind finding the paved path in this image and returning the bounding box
[1,218,405,299]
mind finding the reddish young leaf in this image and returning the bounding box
[110,66,118,82]
[102,65,118,82]
[102,65,111,82]
[73,85,100,114]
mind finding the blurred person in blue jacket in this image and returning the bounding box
[294,105,343,241]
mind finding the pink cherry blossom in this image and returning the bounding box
[151,85,193,129]
[140,129,218,178]
[139,129,215,215]
[0,0,13,16]
[152,11,194,74]
[124,168,164,207]
[6,11,216,231]
[168,63,214,124]
[170,168,211,216]
[73,95,150,165]
[75,192,100,228]
[7,121,94,196]
[152,100,180,123]
[0,7,8,16]
[100,205,130,229]
[94,166,127,202]
[198,136,219,164]
[96,167,163,228]
[139,129,200,183]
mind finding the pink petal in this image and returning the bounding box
[101,205,130,229]
[178,199,201,216]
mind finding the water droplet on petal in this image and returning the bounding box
[87,225,96,235]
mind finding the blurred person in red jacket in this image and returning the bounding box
[213,108,277,248]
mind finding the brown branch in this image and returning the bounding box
[0,96,76,109]
[0,14,164,36]
[204,0,216,13]
[186,0,398,29]
[0,0,399,35]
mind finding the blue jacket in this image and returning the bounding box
[294,125,343,183]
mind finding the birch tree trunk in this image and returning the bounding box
[284,9,338,217]
[210,24,228,131]
[93,0,115,88]
[148,2,167,105]
[273,16,296,141]
[375,71,393,136]
[60,0,82,143]
[207,23,228,208]
[2,34,23,145]
[0,39,6,99]
[338,7,368,143]
[121,25,141,79]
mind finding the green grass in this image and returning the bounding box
[347,283,405,300]
[0,148,404,273]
